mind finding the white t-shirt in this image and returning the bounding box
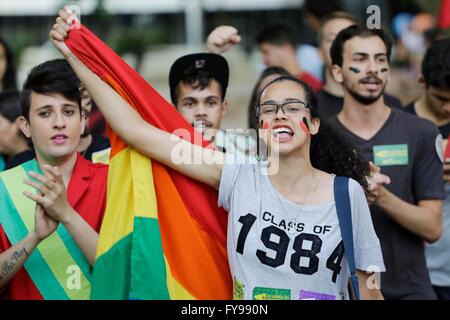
[219,156,385,300]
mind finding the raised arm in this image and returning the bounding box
[206,25,241,54]
[50,8,224,189]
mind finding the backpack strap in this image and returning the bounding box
[334,176,360,300]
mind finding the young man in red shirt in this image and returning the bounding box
[0,59,107,300]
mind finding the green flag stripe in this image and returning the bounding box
[91,233,132,299]
[130,217,169,299]
[0,178,68,299]
[1,162,91,299]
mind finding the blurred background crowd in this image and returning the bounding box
[1,0,449,130]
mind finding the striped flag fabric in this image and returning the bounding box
[65,25,232,300]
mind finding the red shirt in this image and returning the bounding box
[0,153,108,300]
[298,72,323,91]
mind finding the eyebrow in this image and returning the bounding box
[181,97,198,103]
[182,95,220,102]
[285,98,303,102]
[205,96,220,101]
[35,103,77,111]
[353,52,387,58]
[261,98,302,104]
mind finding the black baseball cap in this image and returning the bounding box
[169,53,229,104]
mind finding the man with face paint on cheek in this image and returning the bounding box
[329,25,445,300]
[315,12,402,120]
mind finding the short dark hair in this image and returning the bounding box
[0,38,18,91]
[171,67,225,106]
[0,91,21,122]
[330,25,393,67]
[304,0,344,20]
[421,38,450,89]
[318,11,359,44]
[256,24,297,48]
[20,59,82,121]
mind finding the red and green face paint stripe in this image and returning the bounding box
[300,117,309,134]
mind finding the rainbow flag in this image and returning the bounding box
[66,25,232,299]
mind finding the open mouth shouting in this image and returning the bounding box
[192,120,212,132]
[271,124,295,142]
[359,76,382,92]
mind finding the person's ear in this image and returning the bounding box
[418,74,426,89]
[309,117,320,136]
[331,64,344,84]
[221,100,228,117]
[18,116,31,138]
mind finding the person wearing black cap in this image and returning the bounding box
[169,52,256,158]
[169,53,228,140]
[328,25,444,299]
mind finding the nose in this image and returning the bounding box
[194,104,208,118]
[367,57,378,74]
[53,111,66,129]
[274,106,287,120]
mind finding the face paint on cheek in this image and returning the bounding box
[380,68,388,73]
[262,121,269,130]
[300,117,309,134]
[349,67,361,74]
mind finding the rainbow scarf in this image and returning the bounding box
[66,25,231,300]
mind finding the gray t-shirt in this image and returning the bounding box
[219,155,385,300]
[425,183,450,286]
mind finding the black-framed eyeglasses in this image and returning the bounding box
[255,100,310,118]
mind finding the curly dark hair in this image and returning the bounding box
[255,75,369,190]
[310,119,369,190]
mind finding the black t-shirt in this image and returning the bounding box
[330,108,445,300]
[404,102,450,138]
[317,90,403,120]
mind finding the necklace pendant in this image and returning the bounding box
[288,219,297,235]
